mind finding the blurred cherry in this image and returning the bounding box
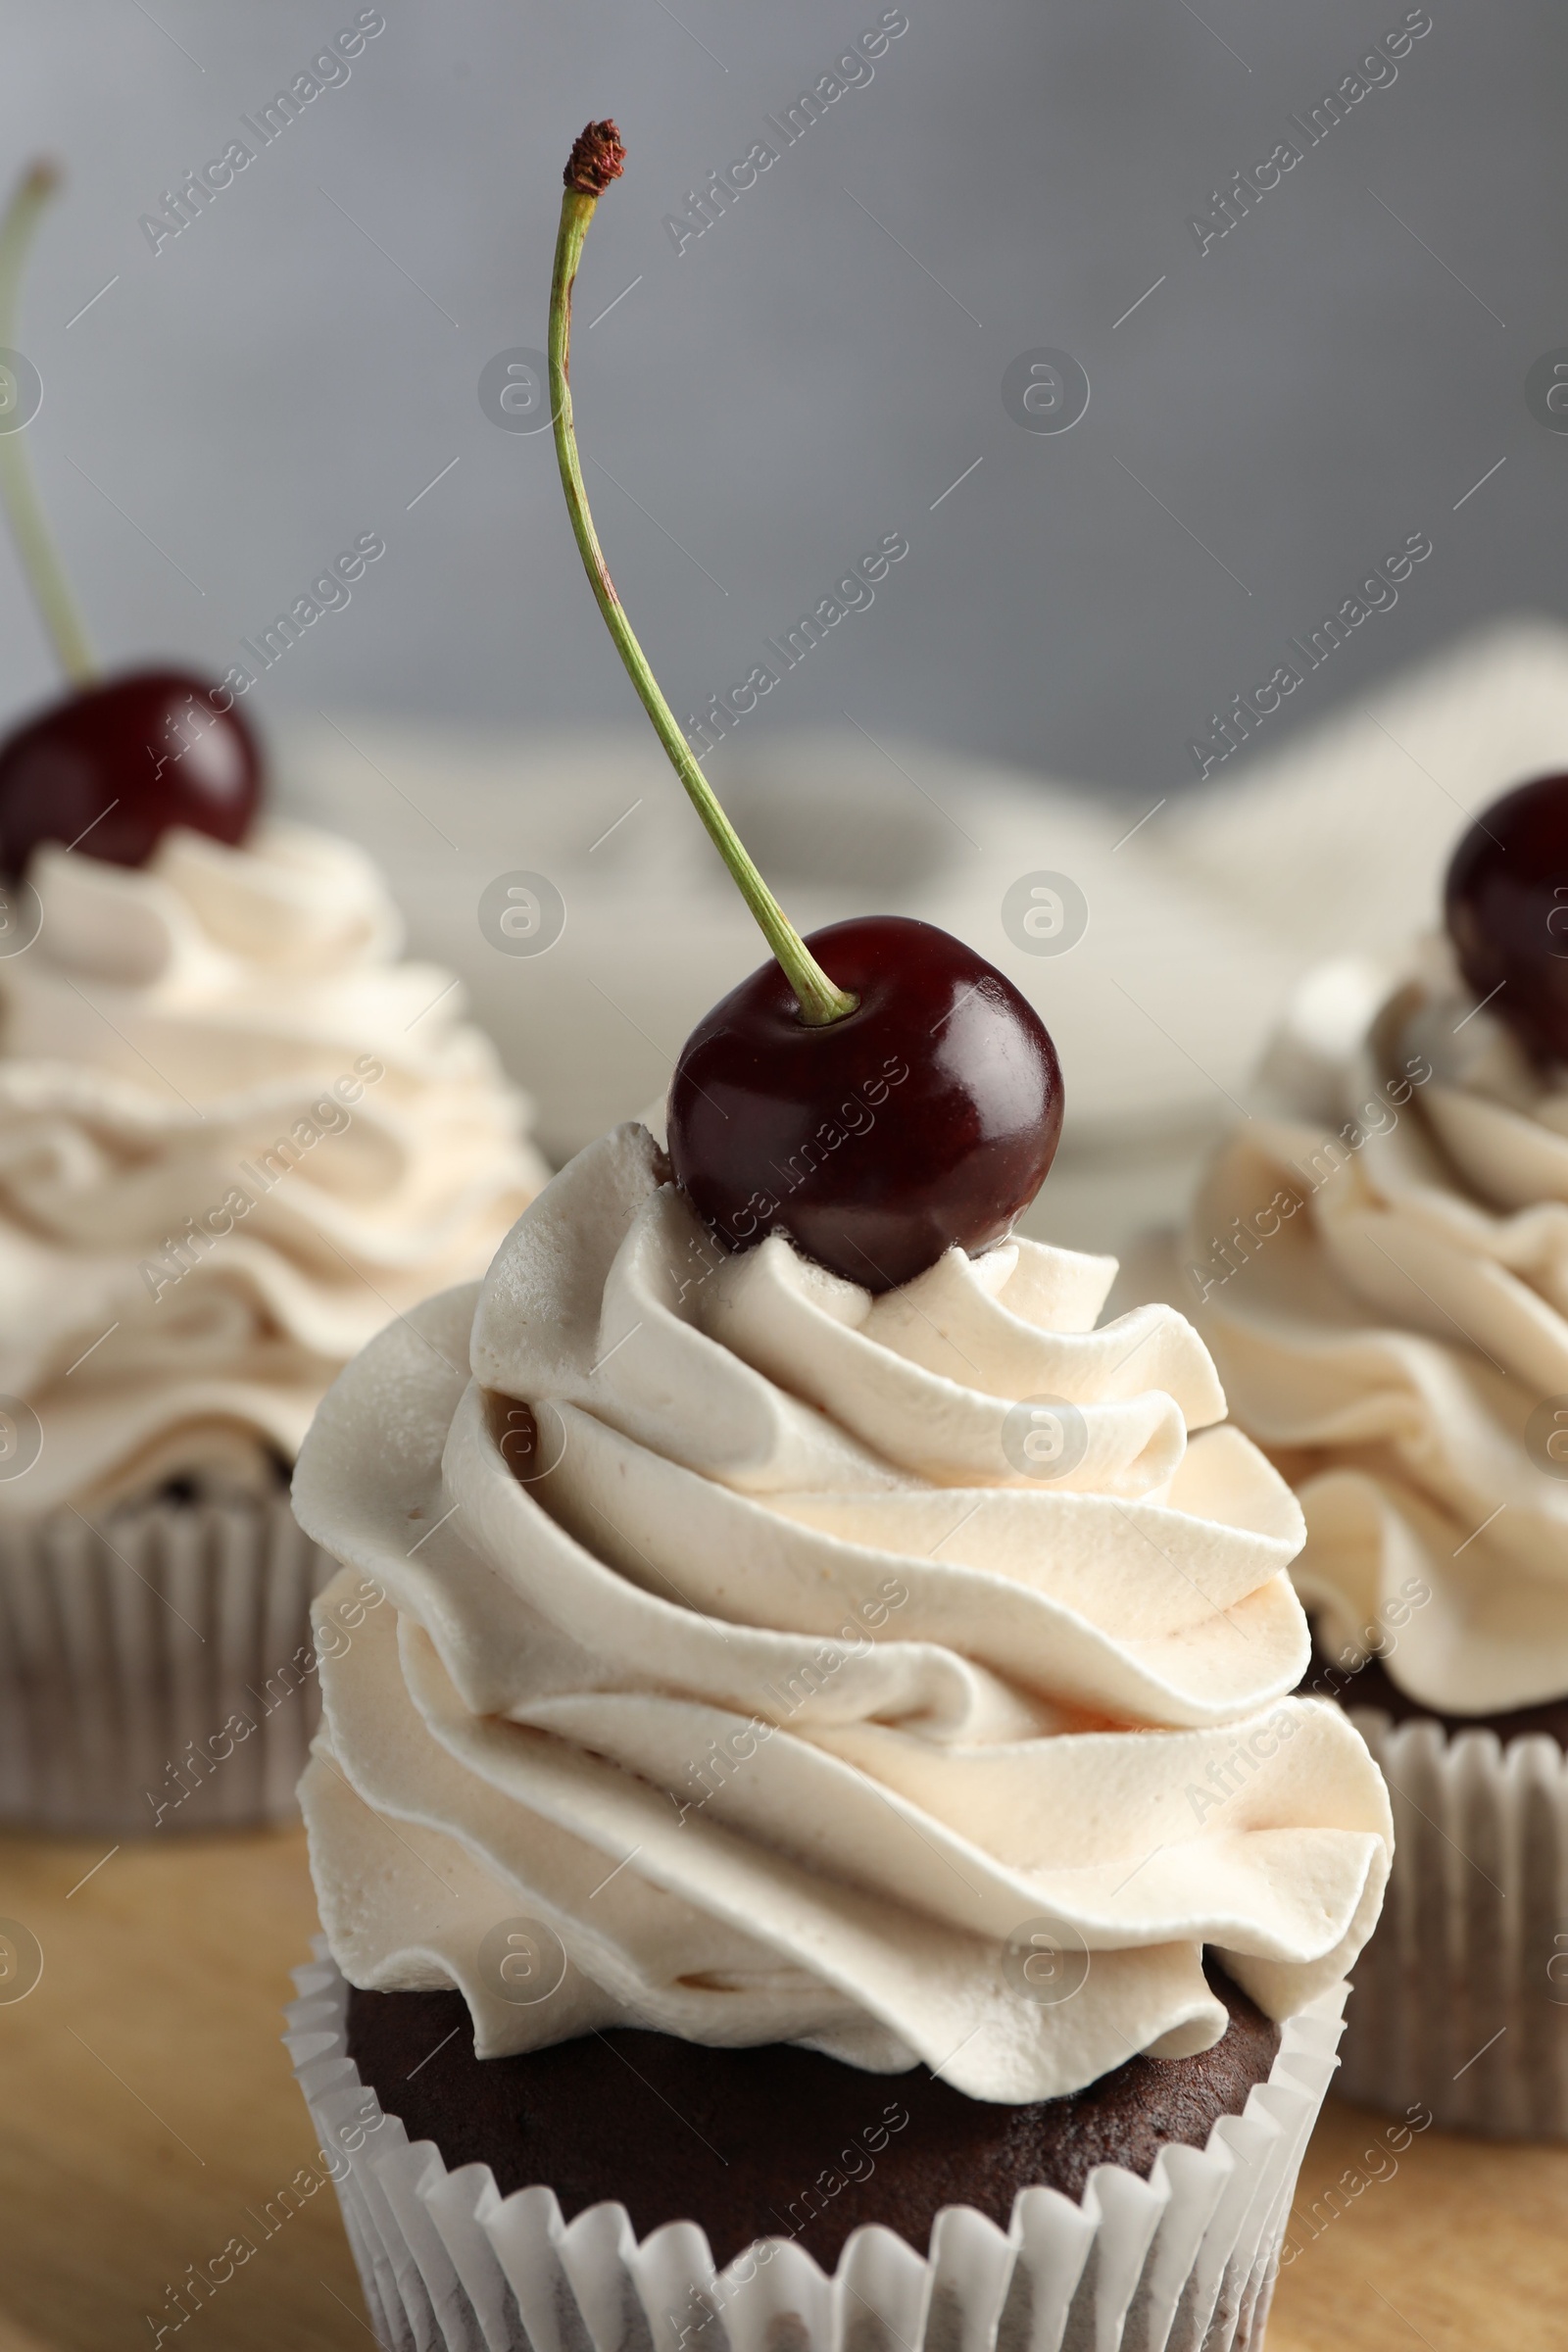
[0,668,261,881]
[1446,772,1568,1062]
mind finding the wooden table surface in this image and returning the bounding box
[0,1824,1561,2351]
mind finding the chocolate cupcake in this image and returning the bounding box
[1186,933,1568,2135]
[0,821,546,1832]
[286,1120,1389,2348]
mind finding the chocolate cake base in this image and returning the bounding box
[1302,1631,1568,1747]
[346,1957,1279,2268]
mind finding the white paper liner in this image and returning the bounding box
[0,1492,337,1834]
[285,1943,1347,2352]
[1335,1707,1568,2136]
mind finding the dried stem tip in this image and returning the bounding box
[564,120,625,196]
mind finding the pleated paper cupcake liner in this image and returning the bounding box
[0,1492,338,1835]
[1336,1707,1568,2137]
[284,1942,1348,2352]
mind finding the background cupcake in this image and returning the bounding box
[0,155,547,1833]
[0,817,546,1834]
[286,1117,1390,2346]
[1184,793,1568,2133]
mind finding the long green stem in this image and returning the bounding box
[0,162,94,683]
[548,152,856,1027]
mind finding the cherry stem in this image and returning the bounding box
[0,162,94,686]
[548,146,857,1028]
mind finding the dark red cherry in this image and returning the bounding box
[1445,772,1568,1062]
[0,666,262,881]
[667,914,1063,1293]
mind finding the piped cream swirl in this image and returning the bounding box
[296,1120,1390,2102]
[1189,947,1568,1714]
[0,821,545,1517]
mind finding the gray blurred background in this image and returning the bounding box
[0,0,1559,802]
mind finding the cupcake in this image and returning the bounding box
[0,819,546,1833]
[0,158,546,1831]
[286,1117,1390,2346]
[1183,772,1568,2135]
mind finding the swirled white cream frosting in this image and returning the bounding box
[1188,946,1568,1715]
[0,821,546,1519]
[295,1119,1390,2102]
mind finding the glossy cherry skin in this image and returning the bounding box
[0,666,262,881]
[1445,772,1568,1063]
[667,914,1063,1292]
